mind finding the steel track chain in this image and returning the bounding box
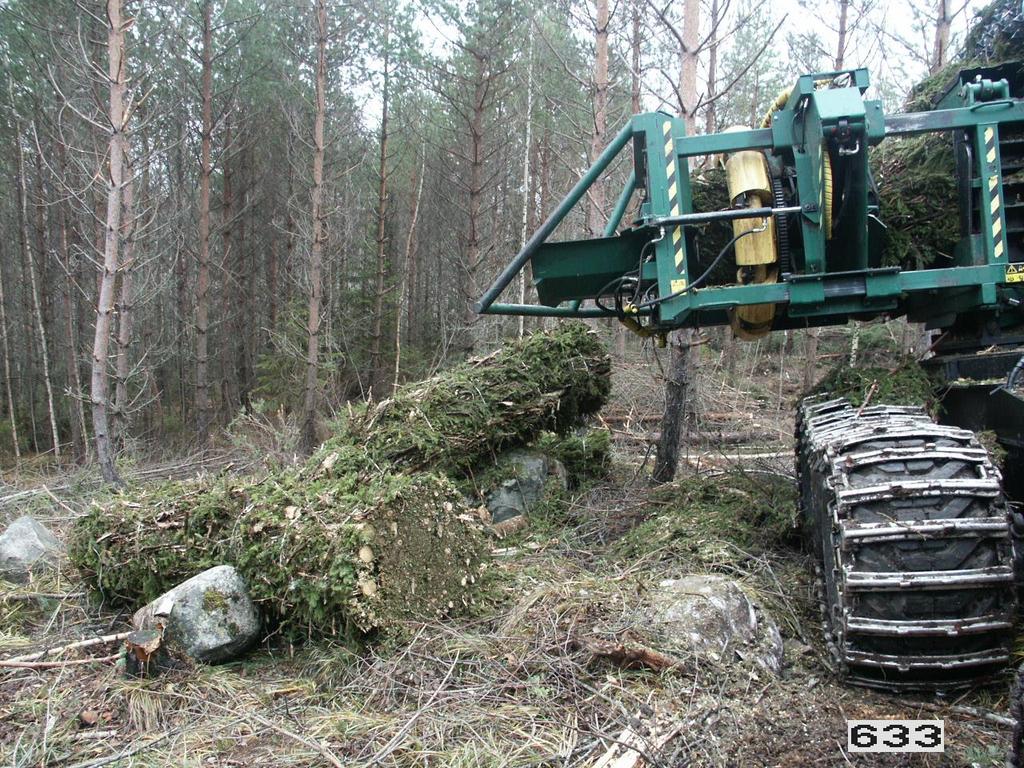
[798,396,1018,690]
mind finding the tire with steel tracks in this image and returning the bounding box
[797,396,1017,690]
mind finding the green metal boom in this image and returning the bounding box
[476,65,1024,339]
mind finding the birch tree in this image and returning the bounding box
[91,0,129,485]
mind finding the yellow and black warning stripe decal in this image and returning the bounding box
[664,121,687,294]
[985,127,1006,262]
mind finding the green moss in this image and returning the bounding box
[533,428,612,488]
[70,470,486,642]
[313,323,611,479]
[70,326,611,644]
[203,588,229,613]
[810,358,935,410]
[977,430,1008,469]
[617,471,798,566]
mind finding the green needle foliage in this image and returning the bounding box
[313,321,612,477]
[810,358,936,410]
[70,325,612,642]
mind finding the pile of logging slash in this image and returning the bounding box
[70,323,612,641]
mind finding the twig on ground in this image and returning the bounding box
[2,631,132,663]
[0,652,120,669]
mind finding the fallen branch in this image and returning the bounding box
[0,653,120,670]
[584,635,686,672]
[2,631,132,663]
[2,591,86,602]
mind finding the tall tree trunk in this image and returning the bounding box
[835,0,850,69]
[14,135,60,459]
[220,119,238,416]
[678,0,699,132]
[517,28,534,338]
[931,0,951,73]
[299,0,328,453]
[704,0,719,135]
[461,74,487,356]
[0,242,20,459]
[803,330,819,390]
[653,330,698,482]
[268,229,279,331]
[653,0,700,484]
[587,0,609,236]
[91,0,127,485]
[196,0,214,443]
[370,16,391,396]
[113,156,135,447]
[395,144,425,390]
[56,142,88,462]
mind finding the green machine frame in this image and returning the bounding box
[475,67,1024,335]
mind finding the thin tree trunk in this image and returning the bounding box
[91,0,127,485]
[517,28,534,338]
[705,0,719,135]
[195,0,214,443]
[370,16,391,396]
[299,0,328,453]
[803,329,819,390]
[653,329,698,483]
[113,156,135,447]
[14,133,60,459]
[678,0,699,132]
[587,0,609,236]
[268,230,279,331]
[58,171,88,463]
[394,144,425,391]
[931,0,951,73]
[220,119,237,416]
[835,0,850,69]
[461,74,488,356]
[653,0,700,483]
[0,242,20,458]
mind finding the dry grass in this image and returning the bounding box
[0,342,1016,767]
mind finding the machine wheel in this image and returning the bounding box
[797,396,1017,690]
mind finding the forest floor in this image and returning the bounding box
[0,336,1018,767]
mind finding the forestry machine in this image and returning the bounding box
[477,64,1024,690]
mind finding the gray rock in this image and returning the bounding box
[0,516,63,583]
[132,565,260,664]
[639,575,784,675]
[485,450,569,524]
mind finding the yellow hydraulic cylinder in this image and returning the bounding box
[724,149,777,265]
[722,135,779,339]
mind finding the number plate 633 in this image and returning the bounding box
[847,720,944,753]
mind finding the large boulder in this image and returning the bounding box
[639,575,783,675]
[486,450,568,525]
[132,565,260,664]
[0,516,62,583]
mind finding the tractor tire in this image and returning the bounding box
[797,396,1017,690]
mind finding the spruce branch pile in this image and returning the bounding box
[70,324,612,641]
[873,0,1022,270]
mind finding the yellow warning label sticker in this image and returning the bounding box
[1005,264,1024,283]
[670,279,688,294]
